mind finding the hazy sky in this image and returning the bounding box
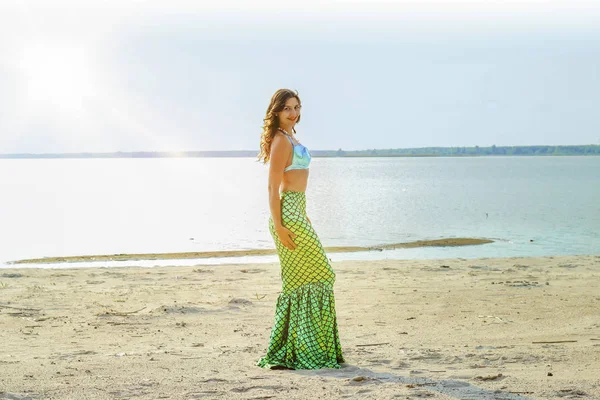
[1,0,599,153]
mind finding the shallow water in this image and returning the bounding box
[1,156,598,266]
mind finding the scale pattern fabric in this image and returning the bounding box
[257,191,345,370]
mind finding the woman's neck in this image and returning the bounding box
[278,124,295,135]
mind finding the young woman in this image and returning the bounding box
[256,89,345,370]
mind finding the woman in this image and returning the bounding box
[256,89,345,370]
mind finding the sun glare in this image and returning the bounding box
[17,42,96,115]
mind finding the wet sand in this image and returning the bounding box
[1,254,599,399]
[9,238,493,264]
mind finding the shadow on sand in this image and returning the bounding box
[293,363,532,400]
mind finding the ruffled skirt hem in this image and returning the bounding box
[256,281,345,370]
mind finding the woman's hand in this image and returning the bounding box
[275,225,298,251]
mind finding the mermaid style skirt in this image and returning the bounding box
[256,191,345,370]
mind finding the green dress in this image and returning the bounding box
[256,191,345,370]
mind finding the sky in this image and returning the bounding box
[1,0,599,153]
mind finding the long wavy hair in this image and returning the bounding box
[257,89,302,164]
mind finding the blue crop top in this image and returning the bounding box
[282,134,311,172]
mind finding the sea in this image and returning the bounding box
[1,156,598,268]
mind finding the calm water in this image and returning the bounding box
[0,156,598,267]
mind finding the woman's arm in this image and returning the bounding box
[268,135,287,228]
[268,135,298,250]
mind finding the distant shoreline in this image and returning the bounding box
[1,144,599,158]
[9,238,493,264]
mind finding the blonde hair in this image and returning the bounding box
[257,89,302,164]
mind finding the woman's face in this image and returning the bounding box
[278,97,301,127]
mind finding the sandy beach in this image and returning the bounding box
[1,254,599,399]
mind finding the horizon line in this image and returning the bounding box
[1,143,599,156]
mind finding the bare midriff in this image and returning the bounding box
[281,169,309,193]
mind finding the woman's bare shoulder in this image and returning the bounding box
[271,132,291,148]
[270,132,292,163]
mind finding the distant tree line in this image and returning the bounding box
[328,145,600,157]
[1,145,599,159]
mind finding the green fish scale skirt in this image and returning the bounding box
[256,191,345,370]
